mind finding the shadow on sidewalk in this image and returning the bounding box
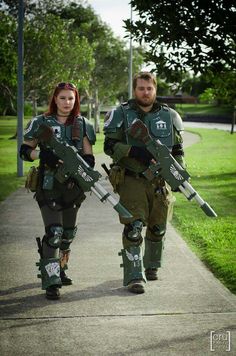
[0,279,135,318]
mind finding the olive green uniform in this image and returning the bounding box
[104,100,185,286]
[24,114,96,290]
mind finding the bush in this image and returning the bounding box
[199,88,216,104]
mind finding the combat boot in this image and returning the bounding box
[60,270,73,285]
[127,279,145,294]
[46,285,60,300]
[145,268,158,280]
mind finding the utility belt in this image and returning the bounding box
[109,164,165,192]
[125,168,167,190]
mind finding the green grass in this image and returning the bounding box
[172,128,236,293]
[176,103,233,116]
[0,113,236,294]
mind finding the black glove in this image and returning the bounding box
[83,154,95,168]
[129,146,154,166]
[39,149,59,168]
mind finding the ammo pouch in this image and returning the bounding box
[109,165,125,192]
[25,166,39,192]
[154,178,176,221]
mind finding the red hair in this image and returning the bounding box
[44,83,80,125]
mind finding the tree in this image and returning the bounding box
[126,0,236,81]
[24,13,94,114]
[0,1,95,115]
[0,0,145,124]
[0,12,17,114]
[205,70,236,105]
[57,2,145,131]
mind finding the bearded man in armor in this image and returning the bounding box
[103,72,186,294]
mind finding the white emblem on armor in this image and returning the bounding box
[45,262,60,277]
[156,120,167,130]
[52,126,61,138]
[125,250,141,266]
[170,164,183,180]
[77,165,93,182]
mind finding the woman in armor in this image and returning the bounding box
[20,82,96,300]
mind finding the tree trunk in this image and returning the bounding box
[231,107,235,134]
[32,95,38,116]
[87,100,92,120]
[94,88,100,133]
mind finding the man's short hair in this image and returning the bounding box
[133,72,157,90]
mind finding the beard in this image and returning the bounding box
[136,96,155,107]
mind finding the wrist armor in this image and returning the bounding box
[19,143,34,162]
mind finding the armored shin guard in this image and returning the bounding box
[36,237,62,290]
[119,246,146,286]
[143,238,164,269]
[36,258,62,290]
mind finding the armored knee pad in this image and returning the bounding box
[148,224,166,241]
[122,220,143,246]
[43,224,63,249]
[60,226,77,251]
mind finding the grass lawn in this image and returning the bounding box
[172,128,236,293]
[0,113,235,294]
[176,103,233,116]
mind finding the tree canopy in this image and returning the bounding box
[126,0,236,80]
[0,0,145,116]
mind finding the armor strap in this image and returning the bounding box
[60,249,70,271]
[119,246,146,286]
[72,118,80,141]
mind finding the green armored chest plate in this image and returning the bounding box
[125,108,173,148]
[24,115,84,150]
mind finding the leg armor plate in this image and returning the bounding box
[36,258,62,290]
[143,238,164,269]
[119,245,146,286]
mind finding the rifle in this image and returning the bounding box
[34,124,132,219]
[127,119,217,218]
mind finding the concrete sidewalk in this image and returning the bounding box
[0,131,235,355]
